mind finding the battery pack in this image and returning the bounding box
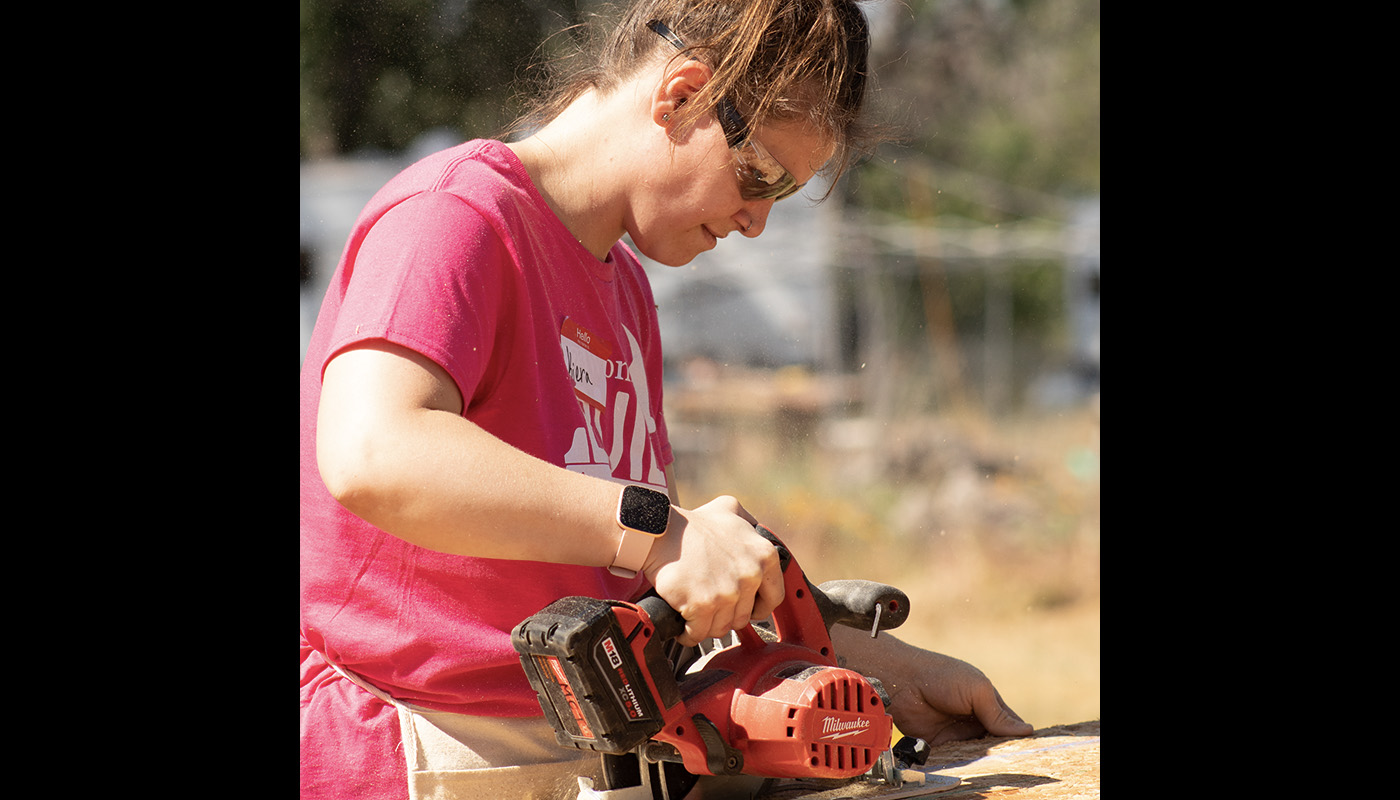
[512,596,665,754]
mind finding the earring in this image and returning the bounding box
[663,98,684,123]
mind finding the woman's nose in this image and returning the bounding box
[738,198,775,238]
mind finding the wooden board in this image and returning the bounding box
[749,721,1100,800]
[914,720,1099,799]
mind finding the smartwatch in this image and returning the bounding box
[609,484,671,578]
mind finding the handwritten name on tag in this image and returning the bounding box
[561,318,613,411]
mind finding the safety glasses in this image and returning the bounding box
[647,19,802,202]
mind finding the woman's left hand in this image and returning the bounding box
[830,627,1033,746]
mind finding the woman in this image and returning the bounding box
[300,2,1032,798]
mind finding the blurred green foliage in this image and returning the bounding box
[854,0,1100,219]
[299,0,585,158]
[301,0,1101,212]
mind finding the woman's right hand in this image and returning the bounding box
[642,495,785,646]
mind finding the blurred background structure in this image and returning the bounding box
[301,0,1100,729]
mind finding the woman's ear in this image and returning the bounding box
[651,57,713,130]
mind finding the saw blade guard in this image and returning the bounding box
[634,526,908,779]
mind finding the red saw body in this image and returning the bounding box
[512,526,910,782]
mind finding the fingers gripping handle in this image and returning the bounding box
[751,524,793,570]
[635,524,792,646]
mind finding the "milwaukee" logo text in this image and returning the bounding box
[820,716,871,740]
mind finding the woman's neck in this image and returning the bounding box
[507,89,640,261]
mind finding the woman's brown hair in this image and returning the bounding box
[505,0,880,195]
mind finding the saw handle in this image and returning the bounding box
[751,524,910,637]
[636,590,686,642]
[748,525,909,635]
[636,526,909,642]
[811,580,910,635]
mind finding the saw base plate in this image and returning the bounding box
[750,771,961,799]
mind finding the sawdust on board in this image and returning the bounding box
[752,721,1100,799]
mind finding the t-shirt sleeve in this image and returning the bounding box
[323,191,510,406]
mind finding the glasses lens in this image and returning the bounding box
[735,140,800,201]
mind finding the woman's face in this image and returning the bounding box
[626,111,833,268]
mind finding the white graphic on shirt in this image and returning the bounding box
[562,325,665,487]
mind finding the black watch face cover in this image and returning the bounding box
[619,485,669,535]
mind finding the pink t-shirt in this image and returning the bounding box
[300,140,673,793]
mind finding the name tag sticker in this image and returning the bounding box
[561,318,613,412]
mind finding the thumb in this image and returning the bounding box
[976,690,1033,737]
